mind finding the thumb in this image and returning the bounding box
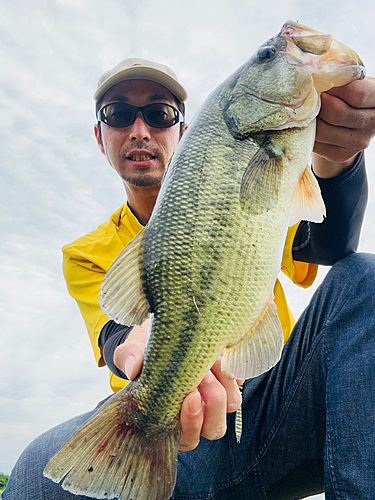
[114,319,150,379]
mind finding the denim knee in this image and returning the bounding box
[327,252,375,293]
[3,409,97,499]
[334,252,375,276]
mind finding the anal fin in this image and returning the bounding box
[222,300,284,379]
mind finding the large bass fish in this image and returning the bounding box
[44,21,365,500]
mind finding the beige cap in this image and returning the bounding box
[94,58,188,102]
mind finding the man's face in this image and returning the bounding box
[95,79,182,188]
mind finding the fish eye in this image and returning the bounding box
[257,46,277,60]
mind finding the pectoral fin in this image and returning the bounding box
[99,227,150,326]
[289,165,326,226]
[240,139,283,214]
[221,300,284,379]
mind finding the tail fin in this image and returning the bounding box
[43,387,180,500]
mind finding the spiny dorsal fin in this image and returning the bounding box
[240,139,283,214]
[289,165,326,226]
[221,300,284,379]
[99,227,150,326]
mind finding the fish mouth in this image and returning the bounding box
[281,21,365,92]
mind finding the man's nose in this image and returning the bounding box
[129,113,151,141]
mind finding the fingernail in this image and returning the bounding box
[124,355,135,379]
[187,391,202,415]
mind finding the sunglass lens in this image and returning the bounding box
[101,103,134,127]
[144,104,177,128]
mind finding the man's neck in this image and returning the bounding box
[124,182,160,225]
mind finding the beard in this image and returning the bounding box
[122,170,164,187]
[119,141,165,187]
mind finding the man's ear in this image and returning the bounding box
[180,123,188,138]
[94,123,106,155]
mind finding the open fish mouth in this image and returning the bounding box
[282,21,365,92]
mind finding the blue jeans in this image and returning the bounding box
[4,253,375,500]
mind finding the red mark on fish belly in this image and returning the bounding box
[96,439,109,456]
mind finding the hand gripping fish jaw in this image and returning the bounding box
[44,21,365,500]
[223,20,365,138]
[281,21,365,92]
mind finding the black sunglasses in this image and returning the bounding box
[97,102,184,129]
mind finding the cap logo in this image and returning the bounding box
[132,63,142,66]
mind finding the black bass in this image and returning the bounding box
[44,21,365,500]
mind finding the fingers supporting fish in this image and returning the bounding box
[325,77,375,109]
[197,370,228,441]
[113,318,150,379]
[179,357,243,452]
[319,93,371,130]
[313,77,375,172]
[179,369,228,451]
[179,390,204,451]
[211,357,243,413]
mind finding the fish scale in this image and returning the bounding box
[44,21,365,500]
[136,102,301,428]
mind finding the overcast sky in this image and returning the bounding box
[1,3,374,494]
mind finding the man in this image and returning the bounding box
[4,57,375,499]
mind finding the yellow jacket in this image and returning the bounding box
[63,203,318,392]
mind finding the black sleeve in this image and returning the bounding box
[292,152,368,266]
[99,320,133,380]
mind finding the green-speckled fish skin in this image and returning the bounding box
[44,21,365,500]
[138,111,315,434]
